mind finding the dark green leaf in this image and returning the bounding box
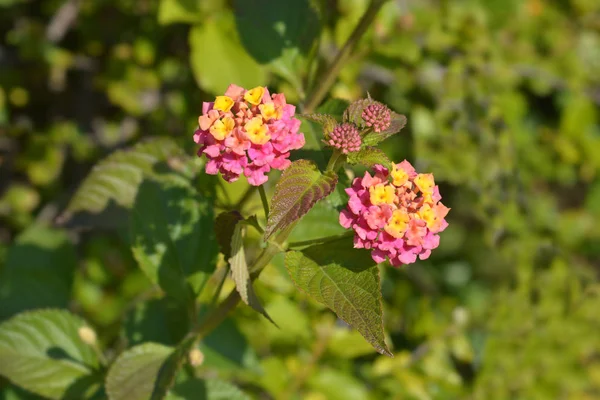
[0,310,100,399]
[105,343,172,400]
[189,17,266,94]
[58,137,187,228]
[265,160,338,239]
[0,224,76,320]
[233,0,320,64]
[285,238,392,357]
[199,318,259,371]
[229,223,276,325]
[122,298,190,347]
[150,335,196,400]
[130,178,218,303]
[346,146,392,169]
[167,378,251,400]
[214,211,243,260]
[317,98,351,118]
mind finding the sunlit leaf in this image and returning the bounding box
[0,310,100,399]
[58,137,188,228]
[229,222,276,324]
[105,343,172,400]
[167,378,251,400]
[285,238,392,356]
[189,16,266,94]
[346,146,392,169]
[265,160,337,239]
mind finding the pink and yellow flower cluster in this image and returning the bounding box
[193,84,305,186]
[339,161,450,266]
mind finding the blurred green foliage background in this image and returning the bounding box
[1,0,600,398]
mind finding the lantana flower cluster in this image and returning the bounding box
[193,84,305,186]
[339,161,450,266]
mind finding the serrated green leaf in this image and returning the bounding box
[265,160,338,239]
[346,146,392,169]
[105,343,172,400]
[130,178,218,303]
[0,224,76,320]
[58,137,187,228]
[0,310,100,399]
[167,378,251,400]
[233,0,320,64]
[158,0,202,25]
[285,238,392,357]
[229,223,276,325]
[189,17,266,94]
[362,112,407,146]
[343,97,377,127]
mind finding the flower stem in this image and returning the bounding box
[258,184,270,218]
[302,0,388,113]
[326,149,342,171]
[288,231,354,249]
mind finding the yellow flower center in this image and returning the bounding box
[369,184,396,206]
[384,209,410,238]
[209,117,235,140]
[244,117,270,145]
[414,173,435,195]
[244,86,265,105]
[391,164,409,187]
[259,102,282,120]
[213,96,234,112]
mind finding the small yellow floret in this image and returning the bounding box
[417,203,436,229]
[391,164,409,187]
[384,209,410,238]
[369,184,396,206]
[213,96,234,112]
[259,102,282,120]
[414,173,435,195]
[209,117,235,140]
[244,117,270,145]
[244,86,265,105]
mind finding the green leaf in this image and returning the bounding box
[300,114,338,138]
[58,137,187,228]
[105,343,172,400]
[0,310,101,399]
[361,112,407,147]
[285,238,392,357]
[233,0,320,64]
[189,17,266,94]
[214,211,243,260]
[130,178,218,303]
[265,160,338,239]
[287,201,346,243]
[229,222,276,325]
[122,298,190,347]
[167,378,251,400]
[317,98,351,118]
[0,224,76,320]
[158,0,202,25]
[346,146,392,169]
[150,336,197,400]
[199,318,259,371]
[343,97,377,127]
